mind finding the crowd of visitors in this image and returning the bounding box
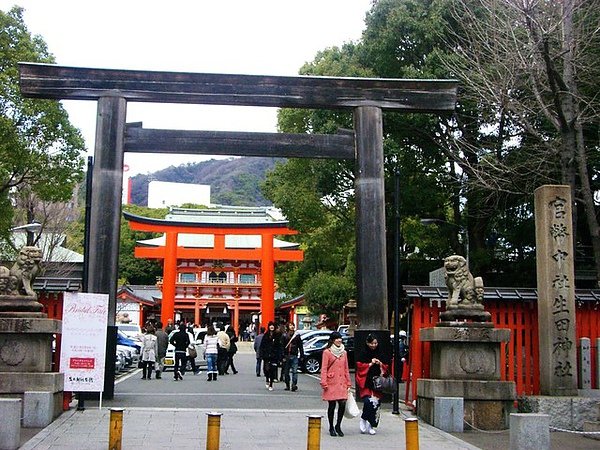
[138,318,402,440]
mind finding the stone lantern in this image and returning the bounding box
[344,298,358,336]
[301,315,313,330]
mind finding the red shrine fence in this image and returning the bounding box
[406,292,600,403]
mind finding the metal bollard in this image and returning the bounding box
[108,408,124,450]
[405,417,420,450]
[206,412,222,450]
[306,415,322,450]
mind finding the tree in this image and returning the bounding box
[443,0,600,285]
[0,7,85,242]
[118,204,167,285]
[302,272,355,319]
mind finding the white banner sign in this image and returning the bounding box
[60,292,108,392]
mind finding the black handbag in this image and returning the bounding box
[372,374,396,393]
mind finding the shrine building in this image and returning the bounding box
[124,206,303,333]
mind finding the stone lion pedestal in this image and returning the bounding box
[0,247,64,428]
[417,255,516,430]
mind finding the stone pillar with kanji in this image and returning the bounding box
[534,185,578,395]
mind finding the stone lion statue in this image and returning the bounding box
[8,246,42,297]
[444,255,483,310]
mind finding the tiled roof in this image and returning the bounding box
[33,277,82,292]
[166,206,285,224]
[11,232,84,263]
[279,294,305,308]
[118,284,162,303]
[404,285,600,302]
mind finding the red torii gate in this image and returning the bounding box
[124,212,303,327]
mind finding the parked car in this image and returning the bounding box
[163,329,207,372]
[303,335,331,352]
[115,349,127,372]
[117,330,141,350]
[300,335,355,374]
[298,330,332,348]
[117,330,140,357]
[117,344,141,367]
[117,323,142,343]
[337,325,350,335]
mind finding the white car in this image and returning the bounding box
[116,344,139,367]
[163,330,207,372]
[299,330,332,351]
[115,350,127,372]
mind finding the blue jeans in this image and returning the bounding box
[283,355,299,386]
[206,353,218,374]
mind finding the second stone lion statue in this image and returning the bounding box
[444,255,484,310]
[0,246,43,297]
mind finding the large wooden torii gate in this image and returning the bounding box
[19,63,457,397]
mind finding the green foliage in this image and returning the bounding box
[264,0,568,290]
[178,203,208,209]
[0,7,85,239]
[302,272,355,318]
[118,205,167,285]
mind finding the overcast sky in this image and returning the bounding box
[2,0,373,175]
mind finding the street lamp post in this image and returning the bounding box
[392,167,402,414]
[420,218,469,266]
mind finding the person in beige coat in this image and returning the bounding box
[216,327,230,375]
[320,332,352,437]
[140,324,158,380]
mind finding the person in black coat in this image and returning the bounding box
[281,322,304,391]
[169,323,190,381]
[224,325,239,374]
[259,322,282,391]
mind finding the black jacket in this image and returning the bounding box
[226,328,238,354]
[169,330,190,352]
[281,332,304,358]
[259,330,282,362]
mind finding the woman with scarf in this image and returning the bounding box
[355,334,389,435]
[320,332,352,437]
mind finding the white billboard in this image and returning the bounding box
[147,180,211,208]
[60,293,108,392]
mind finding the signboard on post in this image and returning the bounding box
[60,292,108,392]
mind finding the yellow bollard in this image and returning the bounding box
[206,412,222,450]
[306,415,321,450]
[108,408,124,450]
[405,417,420,450]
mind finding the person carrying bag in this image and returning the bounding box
[355,334,389,435]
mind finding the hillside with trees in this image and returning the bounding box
[129,157,283,207]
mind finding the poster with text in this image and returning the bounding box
[60,292,108,392]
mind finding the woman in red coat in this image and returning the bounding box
[355,334,388,435]
[320,332,352,437]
